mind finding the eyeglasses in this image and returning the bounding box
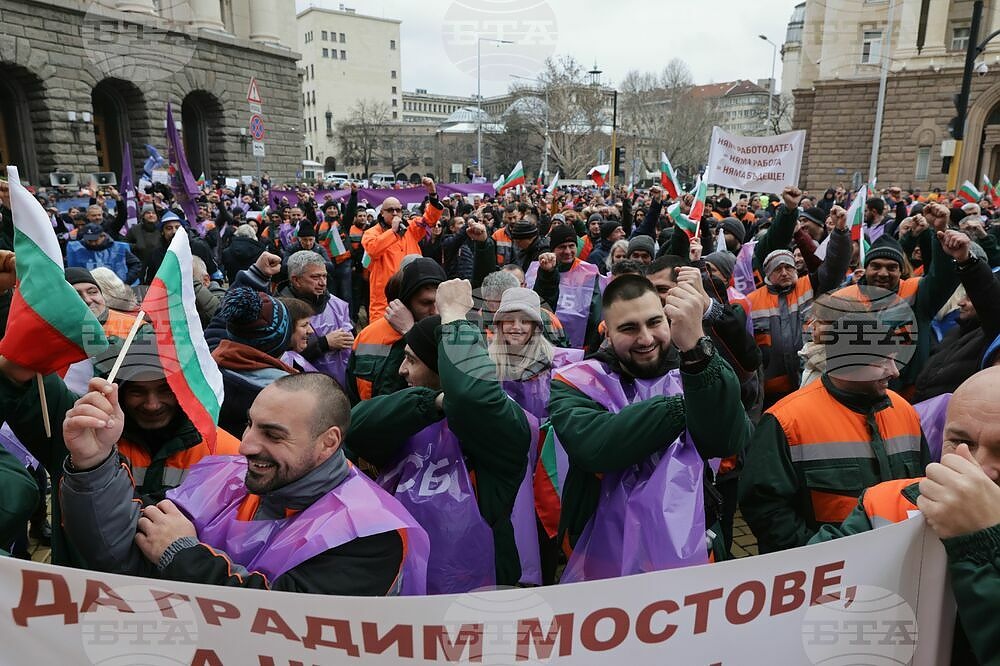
[383,207,402,213]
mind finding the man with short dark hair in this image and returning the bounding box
[59,372,427,595]
[550,274,750,580]
[865,196,888,243]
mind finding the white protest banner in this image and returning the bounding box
[224,177,239,190]
[0,518,952,665]
[706,126,806,195]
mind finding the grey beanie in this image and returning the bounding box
[704,251,737,282]
[627,234,656,257]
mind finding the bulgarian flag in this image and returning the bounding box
[984,174,1000,207]
[142,230,224,451]
[958,180,982,204]
[498,161,525,194]
[196,172,206,187]
[492,173,505,192]
[588,164,610,188]
[533,426,563,539]
[329,222,349,256]
[547,171,560,192]
[659,152,681,199]
[0,166,109,374]
[846,184,870,263]
[667,173,707,238]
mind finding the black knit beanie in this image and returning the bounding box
[404,315,441,373]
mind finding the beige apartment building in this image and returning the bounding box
[786,0,1000,191]
[297,5,402,173]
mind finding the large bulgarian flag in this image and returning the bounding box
[846,184,870,264]
[667,173,707,238]
[141,230,224,451]
[958,180,982,204]
[0,166,108,374]
[533,426,563,540]
[659,151,681,199]
[498,161,525,194]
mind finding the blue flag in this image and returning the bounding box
[165,103,201,228]
[142,144,165,181]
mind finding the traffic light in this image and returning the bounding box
[613,147,625,176]
[947,117,960,139]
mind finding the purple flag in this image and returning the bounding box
[165,103,201,227]
[120,140,139,237]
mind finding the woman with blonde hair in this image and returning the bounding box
[89,266,139,313]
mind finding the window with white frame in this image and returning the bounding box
[915,146,931,180]
[951,26,970,52]
[862,29,883,64]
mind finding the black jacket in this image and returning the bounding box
[221,236,265,284]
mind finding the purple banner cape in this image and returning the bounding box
[733,239,757,295]
[376,421,495,595]
[269,183,496,211]
[120,141,138,236]
[302,294,352,388]
[913,393,952,462]
[525,261,602,348]
[168,456,429,595]
[165,103,202,228]
[555,359,708,583]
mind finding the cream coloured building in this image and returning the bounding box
[786,0,1000,190]
[297,6,401,173]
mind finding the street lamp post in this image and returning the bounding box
[477,37,513,179]
[758,34,778,133]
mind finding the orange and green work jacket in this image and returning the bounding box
[738,373,928,553]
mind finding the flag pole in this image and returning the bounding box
[105,310,147,384]
[36,374,50,438]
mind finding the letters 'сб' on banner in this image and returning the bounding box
[705,126,806,195]
[0,518,954,664]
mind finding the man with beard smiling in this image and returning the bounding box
[548,275,751,578]
[59,372,428,595]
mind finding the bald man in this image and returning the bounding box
[361,178,442,322]
[811,366,1000,664]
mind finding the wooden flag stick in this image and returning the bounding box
[105,310,146,385]
[36,373,50,438]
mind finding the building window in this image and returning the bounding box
[392,98,397,106]
[340,50,347,60]
[339,33,346,43]
[322,48,329,57]
[862,29,883,64]
[393,111,398,120]
[326,112,332,132]
[391,70,397,79]
[331,50,337,59]
[390,39,396,50]
[915,146,931,180]
[951,26,970,52]
[310,64,314,77]
[322,30,327,41]
[392,86,397,94]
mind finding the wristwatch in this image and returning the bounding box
[678,336,715,366]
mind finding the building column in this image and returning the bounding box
[189,0,225,31]
[114,0,155,14]
[249,0,281,45]
[893,0,923,59]
[921,0,951,58]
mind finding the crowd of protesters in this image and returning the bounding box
[0,170,998,663]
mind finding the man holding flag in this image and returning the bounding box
[0,174,239,566]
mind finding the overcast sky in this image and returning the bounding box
[296,0,799,97]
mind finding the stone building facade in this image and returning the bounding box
[786,0,1000,191]
[0,0,302,187]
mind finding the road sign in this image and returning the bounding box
[247,77,262,104]
[252,141,265,158]
[249,114,265,141]
[248,102,262,115]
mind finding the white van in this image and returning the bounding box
[324,171,350,186]
[370,173,395,187]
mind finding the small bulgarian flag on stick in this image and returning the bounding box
[0,166,110,435]
[329,222,348,256]
[983,174,1000,207]
[958,180,982,204]
[846,184,869,264]
[497,161,525,194]
[659,152,681,199]
[667,173,707,239]
[547,171,560,192]
[588,164,610,188]
[140,230,225,451]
